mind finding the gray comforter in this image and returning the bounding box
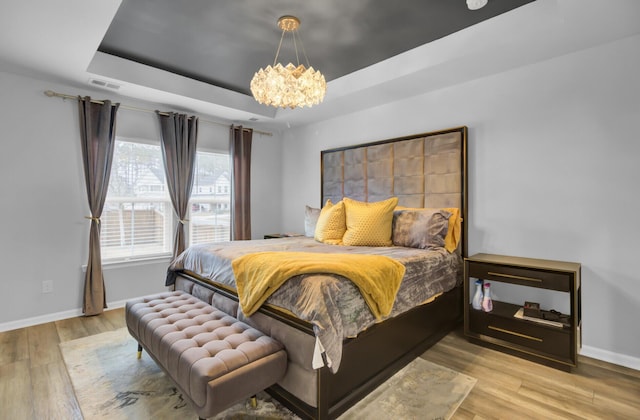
[167,236,461,372]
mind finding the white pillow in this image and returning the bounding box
[304,205,321,237]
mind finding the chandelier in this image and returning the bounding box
[250,15,326,109]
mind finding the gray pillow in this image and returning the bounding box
[304,205,321,237]
[392,209,451,249]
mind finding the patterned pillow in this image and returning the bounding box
[342,197,399,246]
[314,200,346,244]
[304,205,321,237]
[392,209,451,250]
[396,206,461,252]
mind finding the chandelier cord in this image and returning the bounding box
[292,30,300,65]
[273,29,287,67]
[295,30,312,68]
[274,28,306,67]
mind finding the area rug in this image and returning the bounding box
[60,329,475,419]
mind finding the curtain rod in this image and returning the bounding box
[43,90,272,137]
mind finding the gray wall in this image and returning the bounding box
[279,34,640,368]
[0,72,282,327]
[0,29,637,370]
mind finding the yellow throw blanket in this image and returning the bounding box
[231,252,406,320]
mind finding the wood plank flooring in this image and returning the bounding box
[423,330,640,419]
[0,309,638,419]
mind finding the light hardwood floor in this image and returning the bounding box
[1,308,638,419]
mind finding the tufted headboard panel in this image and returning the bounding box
[321,126,468,256]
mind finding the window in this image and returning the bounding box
[189,151,231,245]
[101,140,231,262]
[101,140,173,261]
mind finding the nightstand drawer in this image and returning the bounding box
[468,262,571,292]
[469,310,570,359]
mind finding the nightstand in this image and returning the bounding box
[464,253,581,371]
[264,233,304,239]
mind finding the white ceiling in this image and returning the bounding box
[1,0,639,131]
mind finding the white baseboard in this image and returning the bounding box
[2,304,639,372]
[581,345,640,371]
[0,299,129,333]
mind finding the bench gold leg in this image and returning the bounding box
[250,395,258,409]
[137,343,142,359]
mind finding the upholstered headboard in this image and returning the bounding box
[321,126,468,256]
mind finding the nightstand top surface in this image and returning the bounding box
[466,253,581,273]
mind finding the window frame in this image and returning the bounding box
[98,139,231,265]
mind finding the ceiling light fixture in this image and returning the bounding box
[467,0,488,10]
[250,15,326,109]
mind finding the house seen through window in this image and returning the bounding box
[101,139,230,262]
[189,150,231,246]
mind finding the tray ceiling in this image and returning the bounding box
[99,0,536,96]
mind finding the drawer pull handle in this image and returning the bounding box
[488,272,542,283]
[488,325,543,342]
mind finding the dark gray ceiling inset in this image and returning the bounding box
[99,0,536,96]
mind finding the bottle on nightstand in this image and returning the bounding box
[482,282,493,312]
[472,279,484,310]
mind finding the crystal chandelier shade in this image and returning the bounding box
[250,16,326,109]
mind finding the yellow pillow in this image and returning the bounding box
[342,197,399,246]
[314,199,346,244]
[396,205,461,253]
[443,207,461,253]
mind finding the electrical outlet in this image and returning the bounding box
[42,280,53,294]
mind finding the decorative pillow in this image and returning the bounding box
[396,206,461,253]
[342,197,399,247]
[304,205,321,237]
[392,209,451,250]
[442,207,461,253]
[314,200,346,244]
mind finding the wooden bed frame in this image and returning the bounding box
[265,288,463,419]
[176,271,462,419]
[174,126,468,419]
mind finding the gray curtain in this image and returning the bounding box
[230,125,253,240]
[156,112,199,259]
[78,96,119,316]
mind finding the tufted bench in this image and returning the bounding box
[125,291,287,419]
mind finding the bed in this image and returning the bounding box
[168,126,468,419]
